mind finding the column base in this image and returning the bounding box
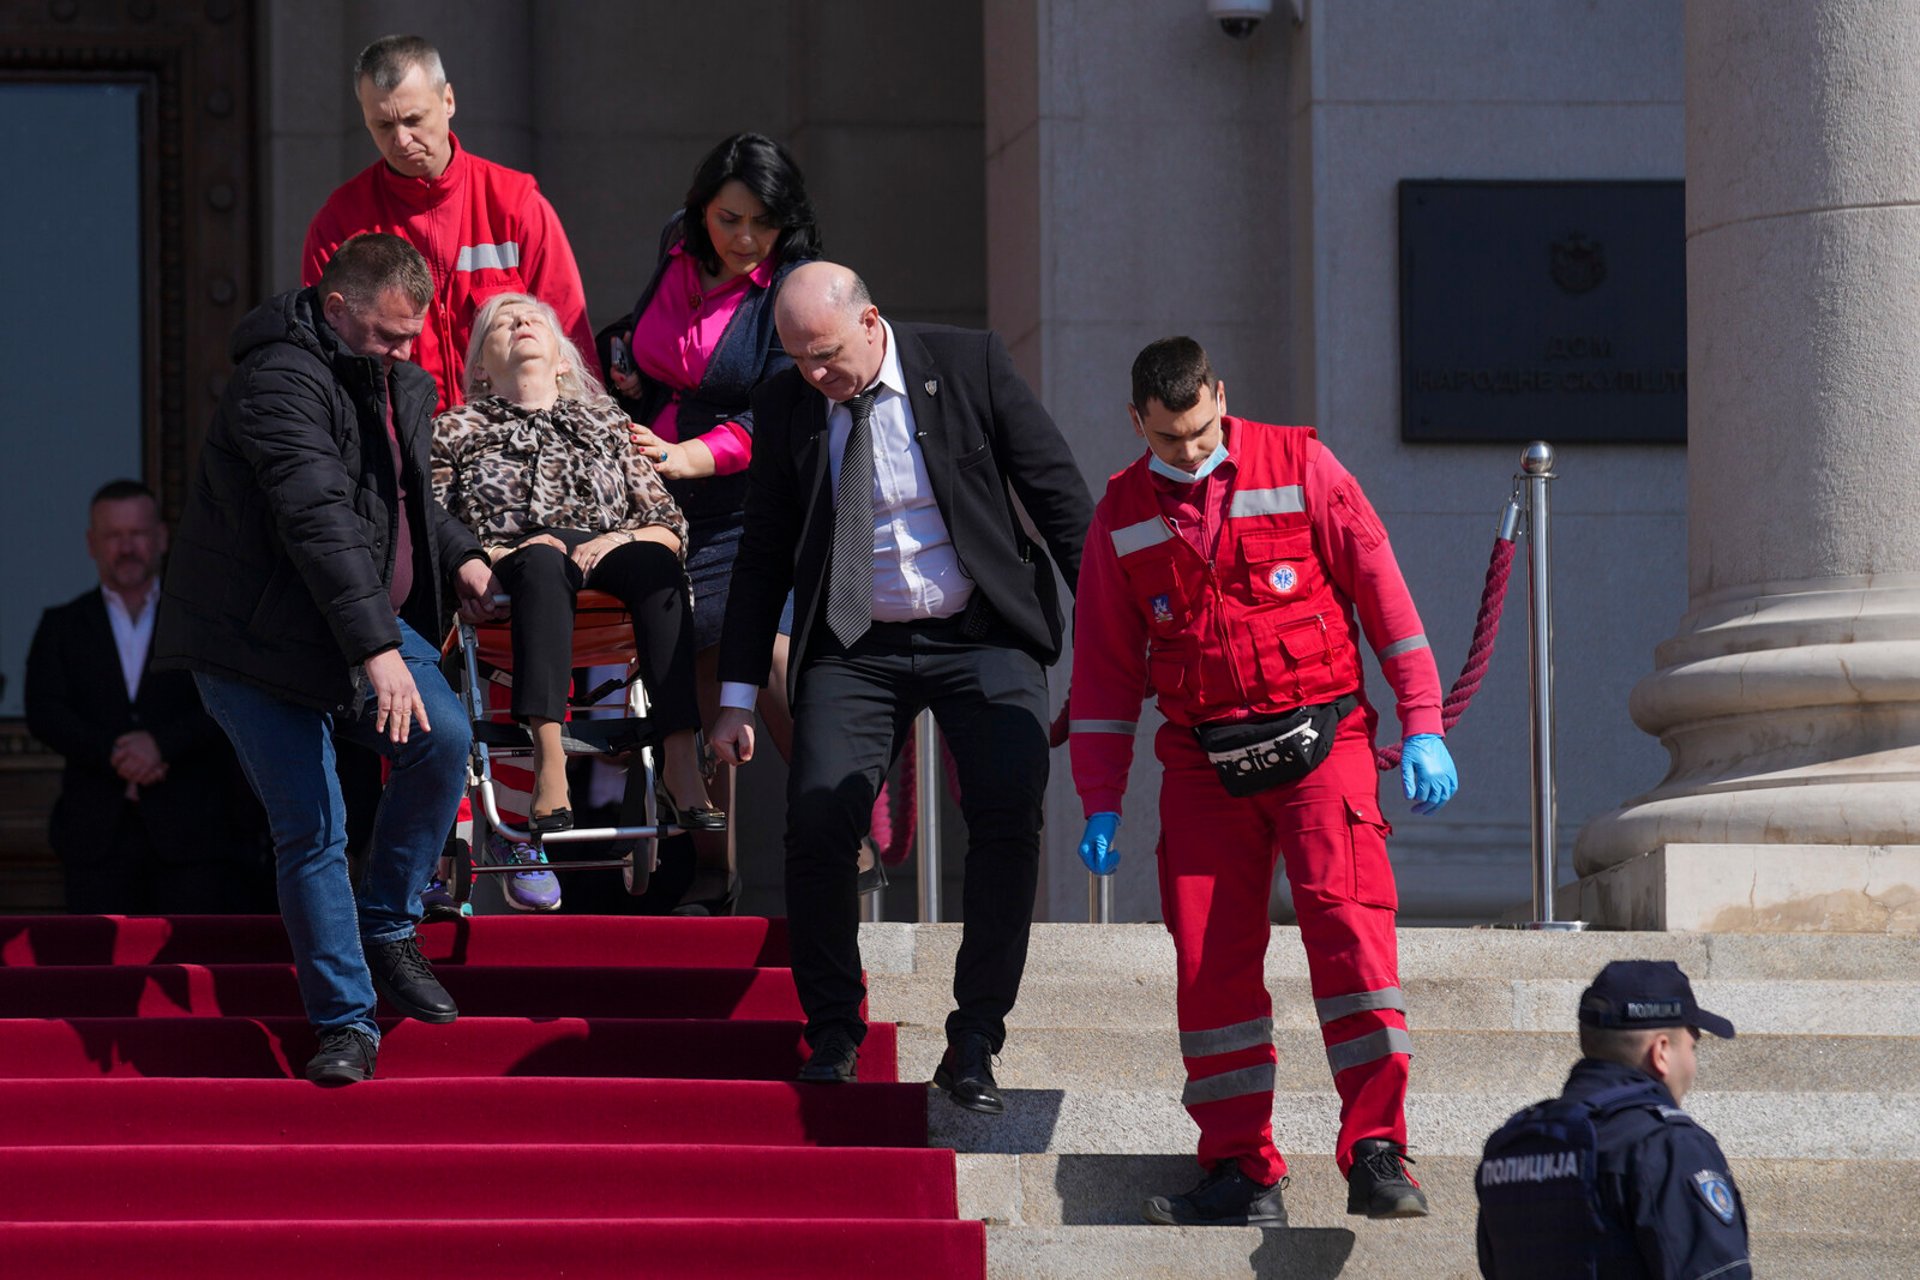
[1558,842,1920,933]
[1575,573,1920,878]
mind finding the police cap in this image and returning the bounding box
[1577,960,1735,1039]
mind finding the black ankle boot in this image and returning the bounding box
[366,933,458,1024]
[1346,1138,1429,1218]
[306,1026,377,1085]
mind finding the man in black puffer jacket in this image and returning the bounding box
[154,233,503,1084]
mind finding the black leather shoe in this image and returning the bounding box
[1346,1139,1429,1218]
[933,1031,1004,1115]
[798,1026,860,1083]
[661,794,728,832]
[366,933,459,1024]
[528,807,575,835]
[1142,1162,1288,1227]
[305,1027,377,1086]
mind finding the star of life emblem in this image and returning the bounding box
[1691,1169,1737,1225]
[1269,564,1298,594]
[1150,593,1173,625]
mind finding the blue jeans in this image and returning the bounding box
[195,622,471,1040]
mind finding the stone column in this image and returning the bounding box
[1573,0,1920,932]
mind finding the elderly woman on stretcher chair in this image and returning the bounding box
[430,291,723,835]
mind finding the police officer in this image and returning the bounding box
[1476,960,1751,1278]
[1069,337,1459,1226]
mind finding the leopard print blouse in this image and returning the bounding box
[431,394,688,561]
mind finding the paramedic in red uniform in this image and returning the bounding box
[303,34,599,412]
[1069,337,1459,1228]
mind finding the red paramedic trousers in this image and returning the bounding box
[1153,709,1411,1185]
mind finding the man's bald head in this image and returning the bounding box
[777,261,885,404]
[777,261,871,329]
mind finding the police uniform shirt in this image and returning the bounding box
[1477,1058,1751,1280]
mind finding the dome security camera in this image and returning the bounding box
[1207,0,1273,39]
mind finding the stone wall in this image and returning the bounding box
[1284,0,1687,923]
[985,0,1294,923]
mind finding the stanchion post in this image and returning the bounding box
[1520,441,1585,932]
[1088,871,1113,923]
[915,709,942,923]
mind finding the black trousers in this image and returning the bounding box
[61,802,247,914]
[490,532,700,731]
[785,617,1050,1052]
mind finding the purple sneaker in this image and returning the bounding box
[486,833,562,912]
[420,871,467,921]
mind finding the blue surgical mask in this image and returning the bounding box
[1148,439,1229,485]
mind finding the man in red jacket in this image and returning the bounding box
[1070,337,1458,1228]
[303,34,598,412]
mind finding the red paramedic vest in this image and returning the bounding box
[1106,422,1362,727]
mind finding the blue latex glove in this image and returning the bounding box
[1078,812,1121,875]
[1401,734,1458,815]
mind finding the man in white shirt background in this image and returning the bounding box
[25,480,267,913]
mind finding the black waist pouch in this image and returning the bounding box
[1194,694,1359,797]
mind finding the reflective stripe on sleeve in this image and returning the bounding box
[1228,485,1306,518]
[1325,1026,1414,1074]
[1181,1061,1277,1107]
[1379,634,1430,659]
[1110,517,1172,557]
[456,242,522,271]
[1178,1016,1275,1058]
[1314,987,1409,1024]
[1070,719,1138,735]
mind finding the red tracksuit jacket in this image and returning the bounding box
[303,134,600,413]
[1070,418,1442,817]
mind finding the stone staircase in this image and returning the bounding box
[863,923,1920,1278]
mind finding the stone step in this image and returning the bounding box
[984,1224,1920,1280]
[927,1088,1920,1161]
[890,1026,1920,1095]
[957,1153,1920,1238]
[861,922,1920,982]
[870,970,1920,1036]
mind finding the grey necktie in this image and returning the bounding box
[826,387,879,649]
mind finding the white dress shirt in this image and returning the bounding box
[829,320,973,622]
[101,583,157,702]
[721,320,974,712]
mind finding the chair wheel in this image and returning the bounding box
[451,837,474,905]
[624,836,655,896]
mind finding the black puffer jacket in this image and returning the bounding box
[153,288,481,713]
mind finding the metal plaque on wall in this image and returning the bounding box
[1398,180,1685,444]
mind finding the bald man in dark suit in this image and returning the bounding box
[711,262,1093,1107]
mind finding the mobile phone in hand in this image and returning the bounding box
[610,333,636,378]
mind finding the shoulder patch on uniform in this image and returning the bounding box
[1656,1105,1695,1124]
[1691,1169,1737,1225]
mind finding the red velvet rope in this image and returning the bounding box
[1374,537,1516,771]
[873,537,1518,856]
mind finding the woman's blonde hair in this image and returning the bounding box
[463,292,606,402]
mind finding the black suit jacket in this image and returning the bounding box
[25,586,253,866]
[719,321,1093,700]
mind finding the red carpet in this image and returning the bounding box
[0,915,983,1279]
[0,914,790,968]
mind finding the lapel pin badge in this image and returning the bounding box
[924,379,939,397]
